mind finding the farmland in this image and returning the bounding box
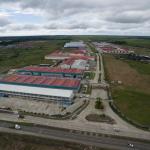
[103,55,150,126]
[125,60,150,75]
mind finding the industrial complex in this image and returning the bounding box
[0,41,94,106]
[93,42,134,54]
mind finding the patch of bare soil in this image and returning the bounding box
[103,55,150,94]
[86,114,116,124]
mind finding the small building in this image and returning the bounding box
[61,58,88,70]
[71,59,88,70]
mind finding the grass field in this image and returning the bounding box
[0,40,66,73]
[125,60,150,75]
[103,55,150,127]
[71,35,150,49]
[0,132,110,150]
[112,88,150,126]
[84,72,95,79]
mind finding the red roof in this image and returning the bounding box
[102,47,113,51]
[63,58,76,65]
[121,48,129,51]
[71,49,87,54]
[1,75,81,88]
[18,66,83,74]
[46,50,68,57]
[70,55,94,60]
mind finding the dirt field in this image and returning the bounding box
[103,55,150,94]
[103,54,150,126]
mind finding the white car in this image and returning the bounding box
[15,124,21,130]
[128,143,134,148]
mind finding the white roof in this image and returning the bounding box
[0,83,73,98]
[72,59,87,67]
[64,42,86,48]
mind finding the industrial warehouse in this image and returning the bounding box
[17,66,84,79]
[0,74,81,106]
[64,41,86,48]
[0,41,94,107]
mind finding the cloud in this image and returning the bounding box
[0,0,150,35]
[0,16,11,27]
[107,10,150,24]
[10,24,40,31]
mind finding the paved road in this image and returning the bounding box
[91,54,100,84]
[0,120,150,150]
[99,52,106,84]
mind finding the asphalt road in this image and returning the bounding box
[0,120,150,150]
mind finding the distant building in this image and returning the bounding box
[72,59,88,70]
[61,58,88,70]
[93,42,132,54]
[64,41,86,48]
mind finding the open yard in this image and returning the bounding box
[0,40,66,73]
[103,55,150,127]
[0,97,61,115]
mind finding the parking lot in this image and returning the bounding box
[0,97,62,115]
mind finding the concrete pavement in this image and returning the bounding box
[91,54,100,84]
[0,121,150,150]
[0,112,150,140]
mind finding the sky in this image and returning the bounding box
[0,0,150,36]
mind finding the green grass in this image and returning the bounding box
[70,35,150,48]
[125,60,150,75]
[124,39,150,48]
[0,40,66,73]
[86,85,92,94]
[87,42,97,53]
[0,132,113,150]
[95,98,104,109]
[113,88,150,126]
[84,72,95,79]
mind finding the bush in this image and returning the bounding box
[95,98,104,109]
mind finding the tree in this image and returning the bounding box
[95,98,104,109]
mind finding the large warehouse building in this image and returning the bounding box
[17,66,84,79]
[64,41,86,48]
[61,59,88,70]
[0,75,81,106]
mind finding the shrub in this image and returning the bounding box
[95,99,104,109]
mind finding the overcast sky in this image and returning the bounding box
[0,0,150,36]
